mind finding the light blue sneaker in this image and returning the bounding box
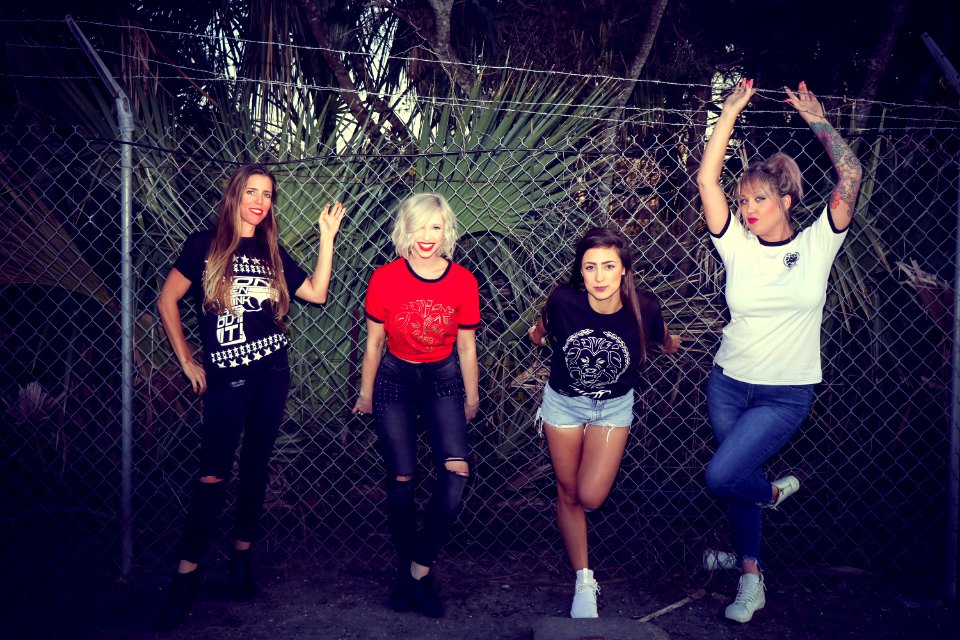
[724,572,765,623]
[570,568,599,618]
[703,549,738,571]
[767,475,800,509]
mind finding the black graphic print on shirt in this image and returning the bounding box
[563,329,630,396]
[173,231,308,379]
[209,254,287,369]
[544,284,665,399]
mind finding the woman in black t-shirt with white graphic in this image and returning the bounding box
[528,227,679,619]
[155,164,345,631]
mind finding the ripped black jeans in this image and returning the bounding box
[373,351,470,568]
[178,358,290,563]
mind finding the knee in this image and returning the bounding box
[578,488,607,512]
[443,458,469,478]
[704,462,732,498]
[555,481,580,507]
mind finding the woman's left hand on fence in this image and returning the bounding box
[319,200,346,238]
[784,81,827,124]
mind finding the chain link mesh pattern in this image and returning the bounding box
[1,99,957,586]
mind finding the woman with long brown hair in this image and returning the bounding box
[155,164,345,630]
[528,227,679,618]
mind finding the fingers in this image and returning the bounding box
[318,200,346,232]
[786,81,820,102]
[784,81,826,121]
[464,401,479,422]
[669,335,682,353]
[184,361,206,394]
[723,78,755,112]
[353,397,372,415]
[320,201,346,217]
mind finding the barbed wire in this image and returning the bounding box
[3,15,958,121]
[7,64,958,132]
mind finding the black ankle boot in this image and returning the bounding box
[156,569,200,631]
[388,567,415,612]
[410,573,443,618]
[228,548,256,600]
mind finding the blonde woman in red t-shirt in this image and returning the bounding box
[353,192,481,618]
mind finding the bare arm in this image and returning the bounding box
[784,82,863,230]
[527,316,547,346]
[156,268,206,394]
[697,79,755,235]
[294,201,346,304]
[352,320,385,415]
[457,329,480,422]
[660,321,681,354]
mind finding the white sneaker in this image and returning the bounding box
[724,572,765,623]
[703,549,738,571]
[570,568,599,618]
[767,475,800,509]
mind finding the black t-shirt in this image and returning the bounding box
[544,284,666,399]
[173,230,309,380]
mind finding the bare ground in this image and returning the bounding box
[3,555,957,640]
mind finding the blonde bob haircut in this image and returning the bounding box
[391,192,460,259]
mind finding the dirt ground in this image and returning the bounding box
[4,555,957,640]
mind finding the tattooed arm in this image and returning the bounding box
[784,81,863,231]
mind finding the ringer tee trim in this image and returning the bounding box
[404,258,453,283]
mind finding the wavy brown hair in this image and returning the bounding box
[543,227,648,366]
[202,164,290,330]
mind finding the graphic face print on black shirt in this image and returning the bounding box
[563,329,630,397]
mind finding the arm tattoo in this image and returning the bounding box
[810,121,863,213]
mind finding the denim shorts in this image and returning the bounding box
[538,383,634,429]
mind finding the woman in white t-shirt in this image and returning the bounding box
[696,80,862,623]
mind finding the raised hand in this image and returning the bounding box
[319,200,346,238]
[784,81,827,124]
[722,78,755,116]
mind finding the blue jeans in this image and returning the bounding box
[539,384,634,429]
[704,366,813,568]
[373,351,469,568]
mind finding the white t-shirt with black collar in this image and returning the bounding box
[710,205,847,385]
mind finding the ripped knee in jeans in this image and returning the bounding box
[443,457,469,478]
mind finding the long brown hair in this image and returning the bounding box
[557,226,648,366]
[202,164,290,329]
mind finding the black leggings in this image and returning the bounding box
[373,351,470,568]
[179,358,290,563]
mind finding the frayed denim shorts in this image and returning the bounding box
[538,383,634,429]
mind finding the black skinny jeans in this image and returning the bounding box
[373,351,470,568]
[179,358,290,563]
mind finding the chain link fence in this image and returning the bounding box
[1,93,958,591]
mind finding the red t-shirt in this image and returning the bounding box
[364,258,481,362]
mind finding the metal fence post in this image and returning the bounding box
[922,31,960,603]
[66,15,137,577]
